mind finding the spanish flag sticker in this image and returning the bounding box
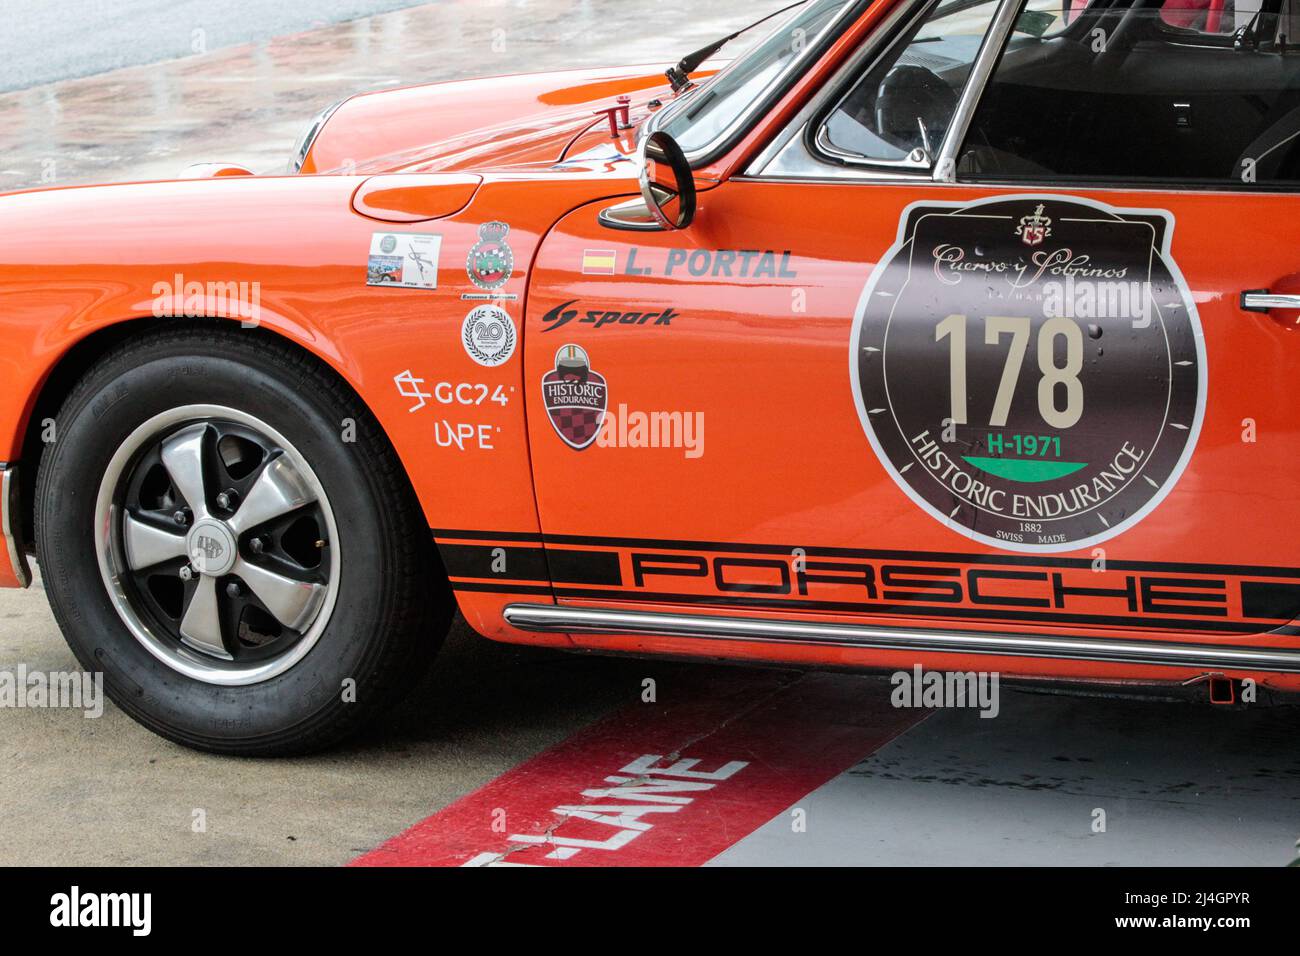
[581,249,617,275]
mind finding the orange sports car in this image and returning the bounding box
[3,0,1299,754]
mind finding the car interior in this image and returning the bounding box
[821,0,1300,186]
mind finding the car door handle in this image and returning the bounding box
[1241,290,1300,313]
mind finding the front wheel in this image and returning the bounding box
[36,324,450,755]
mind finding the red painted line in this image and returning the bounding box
[353,670,924,867]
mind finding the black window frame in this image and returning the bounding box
[803,0,1010,175]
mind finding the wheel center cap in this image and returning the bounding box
[186,520,237,577]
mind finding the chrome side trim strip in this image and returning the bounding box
[933,0,1022,183]
[503,604,1300,673]
[2,467,31,588]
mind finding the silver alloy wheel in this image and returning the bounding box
[94,405,341,686]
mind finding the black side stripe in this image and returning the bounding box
[1241,582,1300,621]
[437,543,621,586]
[434,528,544,543]
[432,529,1300,580]
[450,582,554,596]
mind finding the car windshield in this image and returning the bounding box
[660,0,861,155]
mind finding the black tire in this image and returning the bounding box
[35,322,451,756]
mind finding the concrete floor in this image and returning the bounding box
[710,694,1300,866]
[0,569,689,865]
[8,561,1300,866]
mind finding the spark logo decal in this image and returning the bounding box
[542,344,608,450]
[466,221,514,291]
[541,299,679,332]
[850,195,1206,553]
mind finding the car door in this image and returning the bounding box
[523,0,1300,648]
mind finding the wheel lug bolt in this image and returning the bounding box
[179,566,193,581]
[249,537,265,554]
[216,489,238,511]
[173,510,188,526]
[225,582,241,598]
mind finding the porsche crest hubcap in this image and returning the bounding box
[186,519,237,577]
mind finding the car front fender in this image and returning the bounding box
[0,171,634,639]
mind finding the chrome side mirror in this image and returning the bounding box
[639,131,696,230]
[598,131,697,232]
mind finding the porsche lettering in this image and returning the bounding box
[628,552,1236,618]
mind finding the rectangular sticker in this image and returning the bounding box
[367,232,442,289]
[582,249,617,276]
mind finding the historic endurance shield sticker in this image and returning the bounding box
[850,195,1206,554]
[542,345,607,450]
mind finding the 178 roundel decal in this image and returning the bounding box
[850,195,1206,553]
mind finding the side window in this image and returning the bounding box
[816,0,1004,169]
[959,0,1300,187]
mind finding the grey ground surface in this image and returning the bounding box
[0,0,440,92]
[709,692,1300,866]
[1,570,699,865]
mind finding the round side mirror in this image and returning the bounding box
[639,131,696,230]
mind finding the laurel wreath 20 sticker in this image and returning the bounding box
[461,304,516,367]
[850,195,1206,553]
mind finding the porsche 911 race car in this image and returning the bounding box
[3,0,1299,754]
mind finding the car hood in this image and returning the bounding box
[301,64,687,176]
